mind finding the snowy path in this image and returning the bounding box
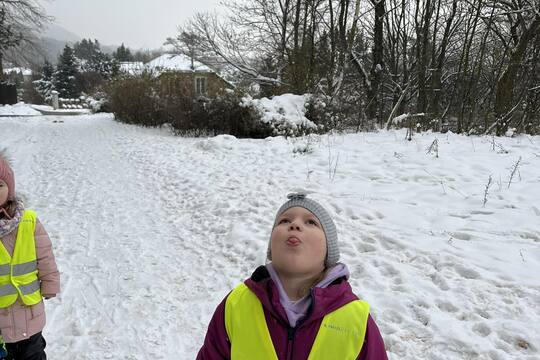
[2,115,302,359]
[1,114,540,359]
[2,116,227,358]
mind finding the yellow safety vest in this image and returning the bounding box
[225,283,370,360]
[0,210,42,307]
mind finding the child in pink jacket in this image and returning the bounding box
[0,150,60,360]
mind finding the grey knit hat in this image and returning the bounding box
[268,193,339,267]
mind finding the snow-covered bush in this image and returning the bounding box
[105,76,266,137]
[80,92,109,113]
[304,94,344,132]
[166,89,270,138]
[241,93,319,137]
[106,78,344,138]
[202,90,272,138]
[304,93,377,132]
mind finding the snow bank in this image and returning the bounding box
[0,103,41,116]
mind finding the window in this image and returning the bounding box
[196,77,207,95]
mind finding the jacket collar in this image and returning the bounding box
[244,265,358,328]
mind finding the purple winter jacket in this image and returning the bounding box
[197,266,388,360]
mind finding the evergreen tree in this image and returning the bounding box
[33,61,55,101]
[73,38,117,80]
[109,58,120,78]
[54,45,79,98]
[74,39,100,63]
[113,43,133,62]
[74,38,101,72]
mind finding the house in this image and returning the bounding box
[3,67,33,83]
[145,53,233,98]
[118,61,145,76]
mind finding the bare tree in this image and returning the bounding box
[177,1,366,94]
[0,0,50,78]
[385,0,414,118]
[493,2,540,135]
[180,12,283,85]
[165,29,208,69]
[429,0,459,125]
[227,0,295,84]
[167,0,540,135]
[0,7,21,76]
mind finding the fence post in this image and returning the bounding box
[52,91,59,109]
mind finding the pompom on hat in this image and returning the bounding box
[0,150,15,201]
[268,192,339,267]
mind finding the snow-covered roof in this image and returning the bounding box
[145,53,213,74]
[119,62,145,75]
[3,67,32,76]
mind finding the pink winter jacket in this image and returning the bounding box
[0,217,60,343]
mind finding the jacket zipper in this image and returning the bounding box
[286,326,296,360]
[285,289,316,360]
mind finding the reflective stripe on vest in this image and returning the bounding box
[0,210,42,307]
[224,283,370,360]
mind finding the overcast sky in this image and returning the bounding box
[42,0,220,49]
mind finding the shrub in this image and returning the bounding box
[204,90,272,138]
[105,75,273,137]
[305,93,379,132]
[105,74,162,126]
[241,93,320,137]
[22,76,45,104]
[76,71,107,95]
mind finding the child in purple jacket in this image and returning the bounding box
[198,193,388,359]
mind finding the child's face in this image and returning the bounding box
[270,207,327,277]
[0,180,8,207]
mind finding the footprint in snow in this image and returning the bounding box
[454,264,481,279]
[472,322,492,337]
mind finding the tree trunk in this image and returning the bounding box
[415,0,432,115]
[494,14,540,135]
[367,0,385,122]
[337,0,350,70]
[328,0,336,95]
[430,0,457,121]
[291,0,303,92]
[466,5,495,131]
[279,0,291,65]
[456,0,482,132]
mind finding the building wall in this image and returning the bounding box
[159,72,233,99]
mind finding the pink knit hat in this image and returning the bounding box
[0,150,15,201]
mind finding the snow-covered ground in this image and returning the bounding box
[1,114,539,360]
[0,103,92,116]
[0,103,41,116]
